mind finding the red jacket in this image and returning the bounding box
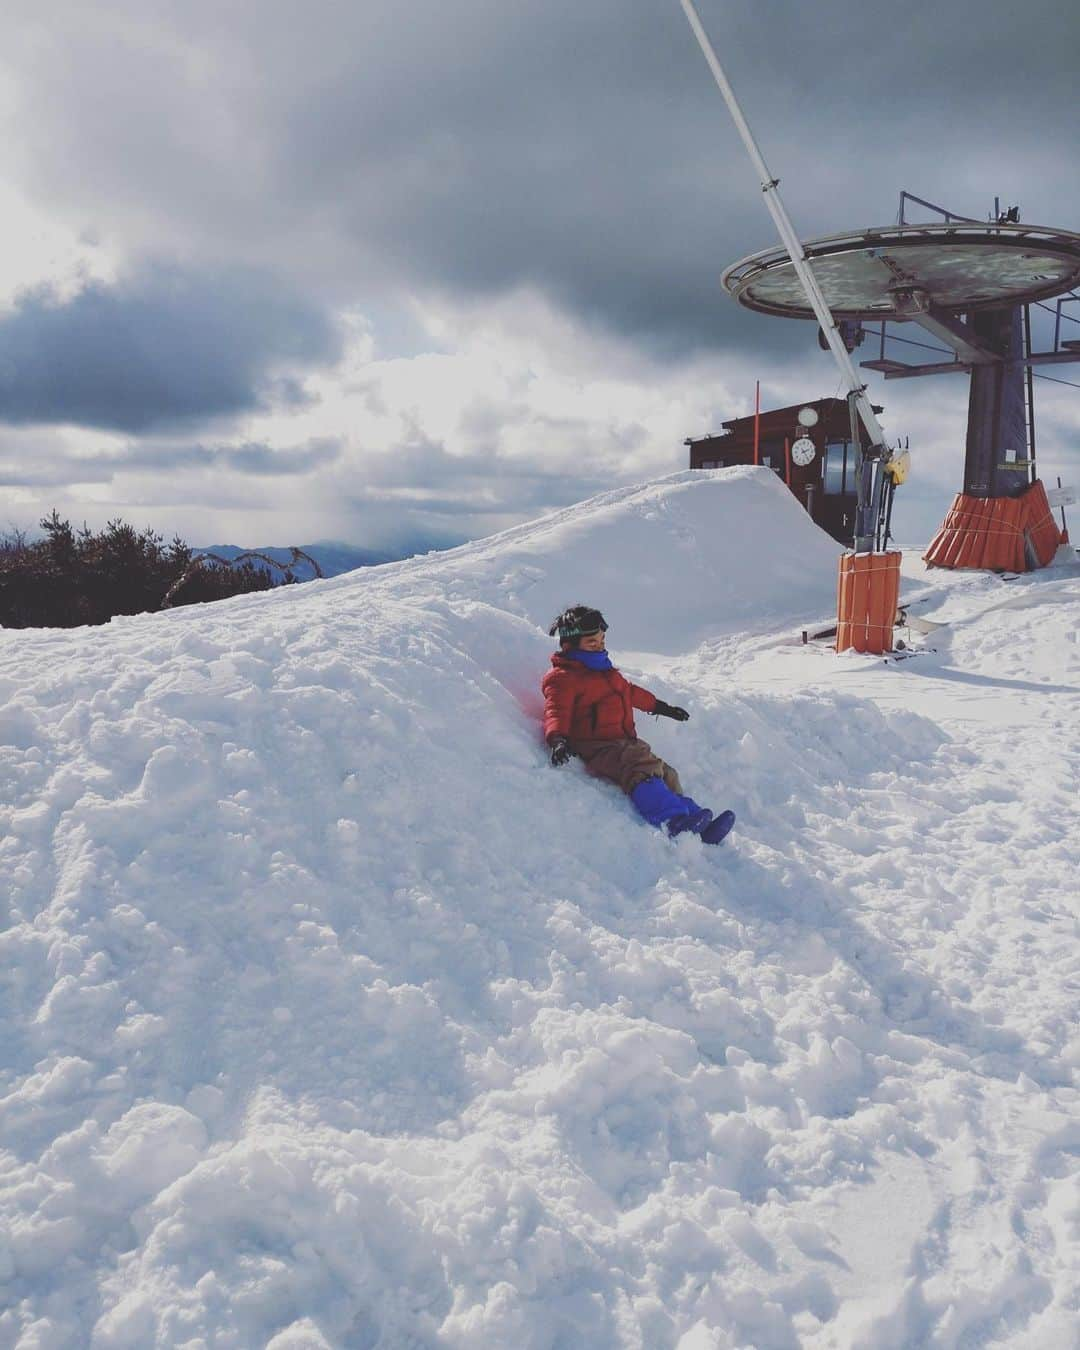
[542,652,657,743]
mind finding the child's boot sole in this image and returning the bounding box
[701,810,736,845]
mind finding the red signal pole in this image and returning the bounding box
[753,380,760,465]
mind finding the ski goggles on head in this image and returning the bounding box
[550,607,609,640]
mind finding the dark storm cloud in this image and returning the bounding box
[0,437,341,488]
[5,0,1077,363]
[0,266,341,432]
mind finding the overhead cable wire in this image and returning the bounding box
[1032,372,1080,390]
[1033,299,1080,325]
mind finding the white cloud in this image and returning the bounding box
[0,183,118,312]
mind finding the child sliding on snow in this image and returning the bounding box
[542,605,735,844]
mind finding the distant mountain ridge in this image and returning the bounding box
[194,541,409,581]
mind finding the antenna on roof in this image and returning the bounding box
[677,0,891,554]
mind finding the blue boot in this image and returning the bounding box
[667,808,713,837]
[630,777,709,834]
[700,810,736,845]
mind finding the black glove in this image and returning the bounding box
[653,700,689,722]
[549,737,573,766]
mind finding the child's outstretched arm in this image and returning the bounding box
[652,699,689,721]
[631,683,689,721]
[628,682,657,714]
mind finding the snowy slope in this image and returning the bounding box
[1,468,1077,1349]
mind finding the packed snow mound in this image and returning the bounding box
[2,472,1078,1348]
[296,466,845,653]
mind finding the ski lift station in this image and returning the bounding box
[686,397,888,549]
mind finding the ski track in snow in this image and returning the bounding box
[0,469,1077,1349]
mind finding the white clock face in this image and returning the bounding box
[797,407,819,428]
[791,436,816,467]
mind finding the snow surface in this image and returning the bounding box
[1,467,1077,1349]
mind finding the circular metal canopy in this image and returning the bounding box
[722,222,1080,320]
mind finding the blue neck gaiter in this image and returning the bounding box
[566,649,614,671]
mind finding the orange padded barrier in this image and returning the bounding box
[835,550,901,654]
[923,478,1062,572]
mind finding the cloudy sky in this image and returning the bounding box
[1,0,1077,552]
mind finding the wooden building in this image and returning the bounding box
[686,396,884,547]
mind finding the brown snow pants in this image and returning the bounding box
[569,737,683,797]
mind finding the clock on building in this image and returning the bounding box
[791,436,816,467]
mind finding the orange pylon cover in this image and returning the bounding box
[923,478,1062,572]
[836,551,901,655]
